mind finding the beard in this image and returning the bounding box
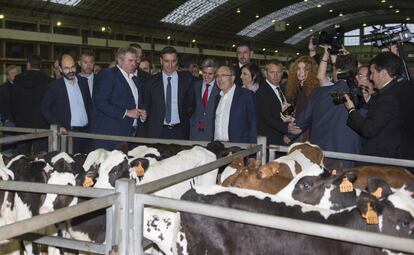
[62,72,76,80]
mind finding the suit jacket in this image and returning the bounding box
[189,80,220,141]
[90,67,146,147]
[41,76,93,130]
[145,71,195,139]
[11,70,52,128]
[0,81,13,122]
[255,81,288,145]
[347,78,413,158]
[234,64,243,87]
[214,86,257,143]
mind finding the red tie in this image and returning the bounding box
[202,84,210,108]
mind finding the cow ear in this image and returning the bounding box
[115,142,129,155]
[357,192,383,221]
[230,156,244,169]
[367,176,392,199]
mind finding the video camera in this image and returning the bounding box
[330,69,364,109]
[361,24,412,48]
[312,25,344,55]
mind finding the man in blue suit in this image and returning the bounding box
[90,47,147,150]
[213,66,257,143]
[189,58,220,141]
[41,54,93,153]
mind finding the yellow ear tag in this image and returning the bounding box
[371,187,383,199]
[83,176,94,187]
[339,176,353,193]
[135,163,145,177]
[362,202,378,225]
[332,169,337,176]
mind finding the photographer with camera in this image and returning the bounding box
[344,52,414,160]
[356,65,376,104]
[285,46,366,168]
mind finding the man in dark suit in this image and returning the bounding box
[145,46,195,140]
[0,65,19,125]
[91,47,147,150]
[190,58,219,141]
[256,60,301,147]
[234,41,253,87]
[79,51,96,98]
[11,54,52,154]
[345,52,414,160]
[213,66,257,143]
[42,54,93,153]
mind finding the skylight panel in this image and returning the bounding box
[238,0,343,37]
[43,0,82,6]
[161,0,228,26]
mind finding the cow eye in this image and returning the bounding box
[401,218,410,228]
[301,181,312,190]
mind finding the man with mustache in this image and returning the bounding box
[41,54,93,153]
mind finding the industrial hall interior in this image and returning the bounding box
[0,0,413,254]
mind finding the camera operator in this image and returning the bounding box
[285,47,366,168]
[356,65,376,104]
[344,52,414,160]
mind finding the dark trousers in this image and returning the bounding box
[70,126,89,154]
[160,124,185,140]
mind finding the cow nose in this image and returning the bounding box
[39,206,51,215]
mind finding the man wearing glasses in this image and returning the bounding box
[214,66,257,143]
[356,65,376,104]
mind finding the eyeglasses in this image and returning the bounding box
[215,74,234,79]
[357,73,369,78]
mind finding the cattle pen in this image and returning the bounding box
[0,126,413,254]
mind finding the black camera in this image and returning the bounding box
[362,24,412,48]
[330,69,363,109]
[312,26,344,55]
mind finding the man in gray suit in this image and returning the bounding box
[190,58,219,141]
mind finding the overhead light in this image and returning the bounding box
[167,35,171,40]
[296,52,300,56]
[304,0,308,2]
[298,25,302,29]
[309,29,313,32]
[329,9,333,12]
[381,0,386,2]
[272,19,276,23]
[338,13,343,16]
[56,21,62,26]
[262,48,266,51]
[363,23,367,27]
[255,14,260,19]
[286,23,290,26]
[192,39,196,43]
[0,14,4,19]
[406,17,411,21]
[43,0,81,6]
[161,0,229,26]
[395,9,400,13]
[274,50,278,53]
[101,26,106,32]
[316,4,322,7]
[232,44,236,48]
[236,8,241,14]
[389,5,393,8]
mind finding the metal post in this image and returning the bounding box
[269,148,276,161]
[114,179,135,255]
[61,135,67,153]
[133,194,145,255]
[257,136,267,164]
[68,136,73,154]
[49,124,59,152]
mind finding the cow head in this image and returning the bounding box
[288,142,324,166]
[129,158,150,182]
[94,150,130,188]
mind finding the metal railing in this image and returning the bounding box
[268,144,414,168]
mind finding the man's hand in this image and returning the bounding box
[280,112,295,123]
[288,122,302,135]
[283,135,291,145]
[126,109,141,119]
[343,94,355,110]
[138,109,147,122]
[309,37,316,57]
[59,127,68,134]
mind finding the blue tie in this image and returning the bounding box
[165,77,172,123]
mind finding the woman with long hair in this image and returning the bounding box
[240,63,263,93]
[286,56,319,117]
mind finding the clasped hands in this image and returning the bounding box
[280,103,301,135]
[126,108,147,121]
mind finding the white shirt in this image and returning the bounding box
[214,84,236,141]
[118,66,138,126]
[266,79,284,107]
[63,77,88,127]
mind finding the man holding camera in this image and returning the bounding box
[344,52,414,160]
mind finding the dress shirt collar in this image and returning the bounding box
[117,65,137,79]
[219,83,236,97]
[162,70,178,80]
[266,79,280,90]
[63,76,78,86]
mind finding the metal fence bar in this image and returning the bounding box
[0,132,50,145]
[0,126,50,133]
[0,193,118,241]
[68,135,73,154]
[67,131,254,148]
[19,233,106,254]
[257,136,267,164]
[268,144,414,168]
[60,135,67,153]
[49,124,59,151]
[133,195,145,255]
[135,145,262,194]
[136,194,414,254]
[0,181,114,198]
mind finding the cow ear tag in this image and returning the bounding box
[332,169,337,176]
[135,162,145,177]
[339,176,353,192]
[362,202,378,225]
[83,176,94,187]
[371,187,383,199]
